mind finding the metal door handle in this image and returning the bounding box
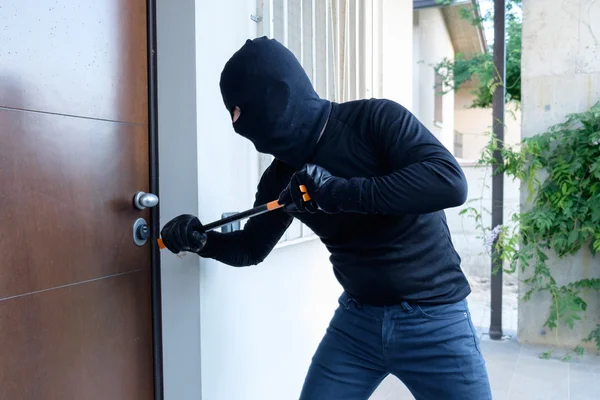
[134,191,159,210]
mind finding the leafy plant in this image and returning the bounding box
[584,325,600,348]
[466,103,600,351]
[434,0,522,108]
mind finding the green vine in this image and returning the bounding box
[461,103,600,353]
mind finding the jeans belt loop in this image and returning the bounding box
[353,297,363,309]
[341,292,353,308]
[343,292,362,309]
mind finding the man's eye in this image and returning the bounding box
[232,107,242,122]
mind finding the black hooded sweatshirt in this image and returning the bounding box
[203,37,471,306]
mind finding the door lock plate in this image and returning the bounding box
[133,218,150,246]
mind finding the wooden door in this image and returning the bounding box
[0,1,159,399]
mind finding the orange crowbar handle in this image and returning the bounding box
[157,185,311,250]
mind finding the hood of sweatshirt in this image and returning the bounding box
[219,36,331,168]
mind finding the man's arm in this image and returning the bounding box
[280,100,468,215]
[198,160,293,266]
[348,99,468,215]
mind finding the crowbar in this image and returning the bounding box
[157,185,311,250]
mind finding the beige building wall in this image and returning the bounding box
[454,90,522,161]
[518,0,600,349]
[412,8,456,153]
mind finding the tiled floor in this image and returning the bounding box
[369,277,600,399]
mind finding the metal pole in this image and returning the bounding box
[490,0,506,341]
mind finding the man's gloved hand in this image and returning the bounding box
[160,214,207,254]
[278,164,351,214]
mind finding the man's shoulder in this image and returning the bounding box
[337,98,412,119]
[334,98,414,131]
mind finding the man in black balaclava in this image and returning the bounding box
[160,37,492,400]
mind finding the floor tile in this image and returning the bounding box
[570,369,600,399]
[480,338,520,395]
[508,351,570,400]
[569,353,600,374]
[369,375,412,400]
[490,389,510,400]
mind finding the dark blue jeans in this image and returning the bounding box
[299,292,492,400]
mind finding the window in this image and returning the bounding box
[454,130,463,158]
[253,0,384,243]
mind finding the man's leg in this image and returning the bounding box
[386,299,492,400]
[299,293,388,400]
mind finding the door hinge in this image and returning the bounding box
[250,14,262,23]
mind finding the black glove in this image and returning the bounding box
[278,164,355,214]
[160,214,207,254]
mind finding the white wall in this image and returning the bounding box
[157,0,202,398]
[412,8,455,152]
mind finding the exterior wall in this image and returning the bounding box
[156,0,202,398]
[454,90,521,161]
[412,8,455,152]
[518,0,600,348]
[156,1,415,400]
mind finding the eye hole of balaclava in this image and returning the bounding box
[231,80,291,141]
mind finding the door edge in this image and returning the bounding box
[147,1,164,399]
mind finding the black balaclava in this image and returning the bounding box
[219,37,331,169]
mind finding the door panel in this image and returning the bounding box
[0,271,154,400]
[0,109,150,299]
[0,0,156,398]
[0,0,148,124]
